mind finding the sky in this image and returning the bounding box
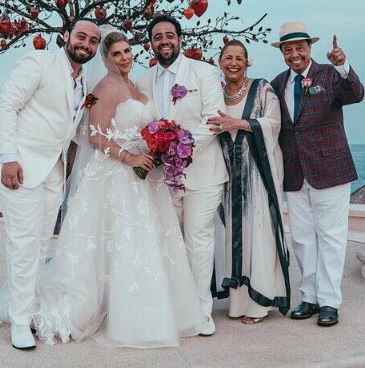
[1,0,365,144]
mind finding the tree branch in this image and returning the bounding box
[0,1,271,63]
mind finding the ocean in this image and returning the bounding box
[351,144,365,193]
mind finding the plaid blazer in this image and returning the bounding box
[271,60,364,191]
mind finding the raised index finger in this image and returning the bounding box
[332,35,338,49]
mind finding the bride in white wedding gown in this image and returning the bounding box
[32,27,204,347]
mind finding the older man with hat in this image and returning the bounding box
[271,21,364,326]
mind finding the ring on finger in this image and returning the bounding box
[219,125,224,132]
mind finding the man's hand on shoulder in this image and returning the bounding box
[327,35,346,66]
[1,162,23,190]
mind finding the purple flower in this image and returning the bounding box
[181,158,190,168]
[175,167,184,176]
[139,118,194,192]
[148,121,160,134]
[165,178,186,192]
[161,153,168,163]
[161,153,174,165]
[173,157,184,168]
[171,84,192,105]
[178,129,194,145]
[165,178,178,187]
[150,124,194,192]
[164,163,176,177]
[171,84,188,99]
[177,143,192,159]
[167,141,177,156]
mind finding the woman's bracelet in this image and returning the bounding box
[243,120,252,132]
[118,148,129,163]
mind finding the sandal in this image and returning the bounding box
[241,316,266,324]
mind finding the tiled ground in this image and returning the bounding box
[0,220,365,368]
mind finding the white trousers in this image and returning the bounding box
[286,180,351,309]
[170,184,223,317]
[0,160,63,325]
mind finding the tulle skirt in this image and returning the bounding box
[33,151,203,347]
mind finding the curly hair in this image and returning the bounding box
[147,14,182,40]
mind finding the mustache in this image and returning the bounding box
[74,46,91,54]
[158,46,172,51]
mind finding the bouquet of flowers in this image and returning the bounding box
[134,118,194,191]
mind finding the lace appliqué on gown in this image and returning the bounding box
[33,100,203,347]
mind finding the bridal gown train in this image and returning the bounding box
[32,99,204,347]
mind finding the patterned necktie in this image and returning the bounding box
[293,74,304,122]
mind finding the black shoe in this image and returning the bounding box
[317,306,338,326]
[290,302,320,320]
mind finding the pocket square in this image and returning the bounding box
[308,85,326,96]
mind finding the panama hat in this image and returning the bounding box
[271,20,319,48]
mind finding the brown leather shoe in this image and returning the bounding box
[290,302,320,320]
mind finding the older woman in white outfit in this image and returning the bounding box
[209,40,290,324]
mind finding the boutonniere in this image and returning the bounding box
[171,84,197,105]
[82,93,98,109]
[301,78,313,96]
[302,78,326,97]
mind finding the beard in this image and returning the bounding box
[65,40,95,65]
[153,45,180,67]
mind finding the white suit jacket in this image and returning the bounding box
[136,55,228,190]
[0,48,86,188]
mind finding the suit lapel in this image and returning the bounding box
[73,75,87,126]
[57,48,74,117]
[296,60,320,122]
[151,66,164,118]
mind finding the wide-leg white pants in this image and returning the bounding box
[286,180,351,309]
[0,160,63,325]
[170,184,223,318]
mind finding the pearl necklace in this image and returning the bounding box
[223,79,249,101]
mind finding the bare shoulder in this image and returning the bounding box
[93,77,125,97]
[93,77,121,93]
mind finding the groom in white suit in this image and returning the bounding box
[136,15,228,335]
[0,19,100,349]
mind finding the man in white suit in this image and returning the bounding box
[136,15,228,336]
[0,19,100,349]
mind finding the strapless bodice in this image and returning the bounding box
[110,98,154,151]
[113,98,154,132]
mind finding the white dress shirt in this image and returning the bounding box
[1,49,84,164]
[284,59,350,122]
[155,54,182,118]
[73,74,84,120]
